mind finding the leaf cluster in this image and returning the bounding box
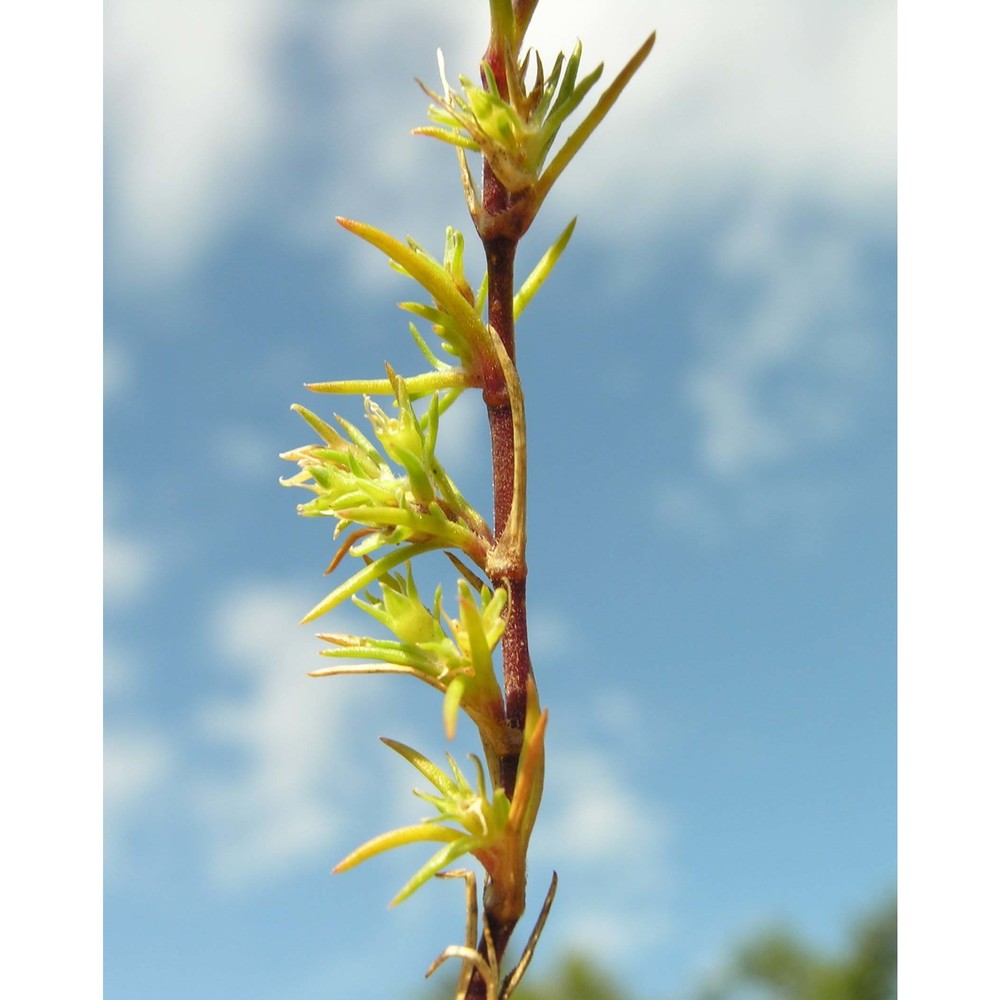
[314,567,509,749]
[413,5,655,231]
[335,689,545,909]
[281,371,491,623]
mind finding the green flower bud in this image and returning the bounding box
[379,572,444,645]
[364,397,423,467]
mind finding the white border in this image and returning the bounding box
[2,2,102,994]
[899,2,1000,997]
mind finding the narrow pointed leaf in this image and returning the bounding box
[332,413,383,462]
[457,147,482,221]
[300,541,446,624]
[412,125,480,151]
[536,31,655,207]
[443,675,467,740]
[390,837,474,907]
[306,369,470,397]
[514,217,577,320]
[422,392,441,450]
[308,663,444,688]
[408,323,449,372]
[539,62,604,156]
[553,41,584,109]
[316,645,433,670]
[290,404,345,447]
[458,581,494,678]
[334,823,462,874]
[508,678,547,838]
[336,218,494,365]
[380,737,460,796]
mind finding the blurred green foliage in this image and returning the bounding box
[423,893,896,1000]
[509,954,629,1000]
[696,893,896,1000]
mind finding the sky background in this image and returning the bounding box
[104,2,896,998]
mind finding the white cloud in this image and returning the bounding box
[104,529,156,607]
[535,748,667,864]
[529,741,674,963]
[431,389,490,483]
[105,728,173,806]
[104,640,141,700]
[558,903,674,962]
[687,369,789,479]
[528,607,576,662]
[105,0,893,282]
[104,726,175,876]
[193,581,376,885]
[525,1,894,232]
[102,578,408,888]
[105,0,287,281]
[688,190,885,481]
[212,423,279,481]
[590,689,647,744]
[103,338,133,401]
[650,186,887,546]
[656,471,854,555]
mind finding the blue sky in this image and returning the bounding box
[104,2,896,997]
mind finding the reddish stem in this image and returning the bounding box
[482,209,533,796]
[464,140,536,1000]
[459,42,540,1000]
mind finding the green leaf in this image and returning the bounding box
[300,540,446,624]
[333,413,384,464]
[411,124,480,151]
[380,737,461,797]
[316,645,435,672]
[408,323,449,372]
[457,580,494,680]
[533,50,566,123]
[422,392,441,450]
[336,218,494,369]
[488,0,515,48]
[553,40,584,111]
[443,675,467,740]
[389,836,473,907]
[536,31,656,207]
[333,822,462,875]
[289,404,345,448]
[514,216,577,320]
[306,369,470,397]
[539,61,604,159]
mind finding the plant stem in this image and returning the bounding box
[465,152,536,1000]
[456,35,543,997]
[482,211,534,792]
